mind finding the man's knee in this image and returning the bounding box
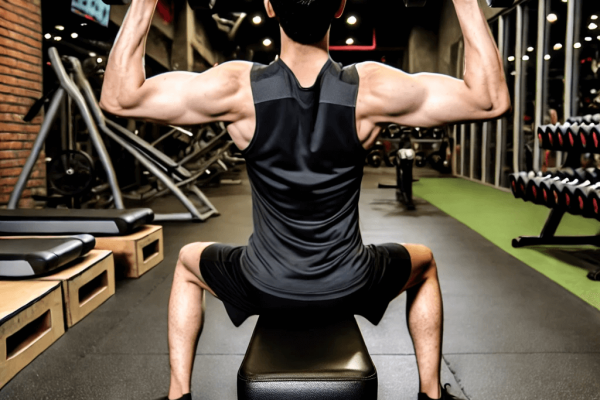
[404,243,437,278]
[178,242,213,274]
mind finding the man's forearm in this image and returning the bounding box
[100,0,157,111]
[454,0,510,111]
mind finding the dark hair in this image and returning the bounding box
[270,0,342,45]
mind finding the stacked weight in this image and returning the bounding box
[537,114,600,153]
[509,167,600,220]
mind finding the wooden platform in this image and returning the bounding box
[38,250,115,328]
[95,225,164,278]
[0,281,65,389]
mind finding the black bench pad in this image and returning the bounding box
[238,316,378,400]
[0,208,153,236]
[0,234,95,278]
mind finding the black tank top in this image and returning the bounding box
[240,58,372,300]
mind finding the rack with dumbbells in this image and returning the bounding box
[510,114,600,280]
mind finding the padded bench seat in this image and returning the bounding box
[238,316,378,400]
[0,209,153,236]
[0,235,95,278]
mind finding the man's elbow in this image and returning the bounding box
[99,92,132,117]
[488,93,512,119]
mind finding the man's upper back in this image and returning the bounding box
[238,57,372,300]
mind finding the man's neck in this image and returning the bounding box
[278,28,331,87]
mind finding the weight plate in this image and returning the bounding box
[48,150,95,196]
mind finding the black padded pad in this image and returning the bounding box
[0,234,96,278]
[0,208,153,236]
[238,316,378,400]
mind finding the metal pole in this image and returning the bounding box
[8,89,66,209]
[470,123,476,180]
[452,125,458,175]
[496,15,505,187]
[534,0,546,171]
[47,48,125,209]
[482,121,488,183]
[513,5,524,174]
[460,125,466,177]
[560,0,576,167]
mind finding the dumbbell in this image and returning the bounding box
[525,172,556,204]
[534,168,575,208]
[571,182,600,217]
[367,141,386,168]
[509,171,535,200]
[567,114,600,125]
[587,188,600,220]
[549,168,589,209]
[415,151,427,167]
[562,168,600,214]
[537,124,560,150]
[404,0,514,7]
[582,124,600,153]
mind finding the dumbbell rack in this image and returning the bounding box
[512,117,600,251]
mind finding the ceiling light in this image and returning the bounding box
[55,25,65,31]
[507,56,515,62]
[598,36,600,40]
[71,32,78,39]
[561,0,567,2]
[263,38,272,47]
[547,13,558,23]
[589,23,598,30]
[522,55,530,61]
[81,23,87,26]
[44,33,51,39]
[252,15,262,25]
[544,54,551,60]
[89,52,96,57]
[585,37,593,41]
[527,46,534,52]
[553,43,563,50]
[346,38,355,45]
[592,15,599,20]
[574,42,582,49]
[54,36,62,41]
[347,16,357,25]
[591,89,598,94]
[96,57,103,63]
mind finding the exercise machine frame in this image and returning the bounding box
[9,47,220,222]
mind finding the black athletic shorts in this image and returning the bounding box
[199,243,412,327]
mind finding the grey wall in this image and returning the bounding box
[407,26,439,73]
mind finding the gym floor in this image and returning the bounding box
[2,169,600,400]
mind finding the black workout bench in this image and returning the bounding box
[238,315,378,400]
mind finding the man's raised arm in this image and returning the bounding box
[99,0,251,126]
[359,0,511,129]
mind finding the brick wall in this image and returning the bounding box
[0,0,45,208]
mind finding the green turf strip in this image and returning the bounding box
[412,177,600,310]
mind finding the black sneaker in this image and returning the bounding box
[418,384,465,400]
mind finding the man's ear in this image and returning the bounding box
[334,0,347,18]
[264,0,276,18]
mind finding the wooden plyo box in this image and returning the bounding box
[95,225,164,278]
[0,281,65,389]
[38,250,115,328]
